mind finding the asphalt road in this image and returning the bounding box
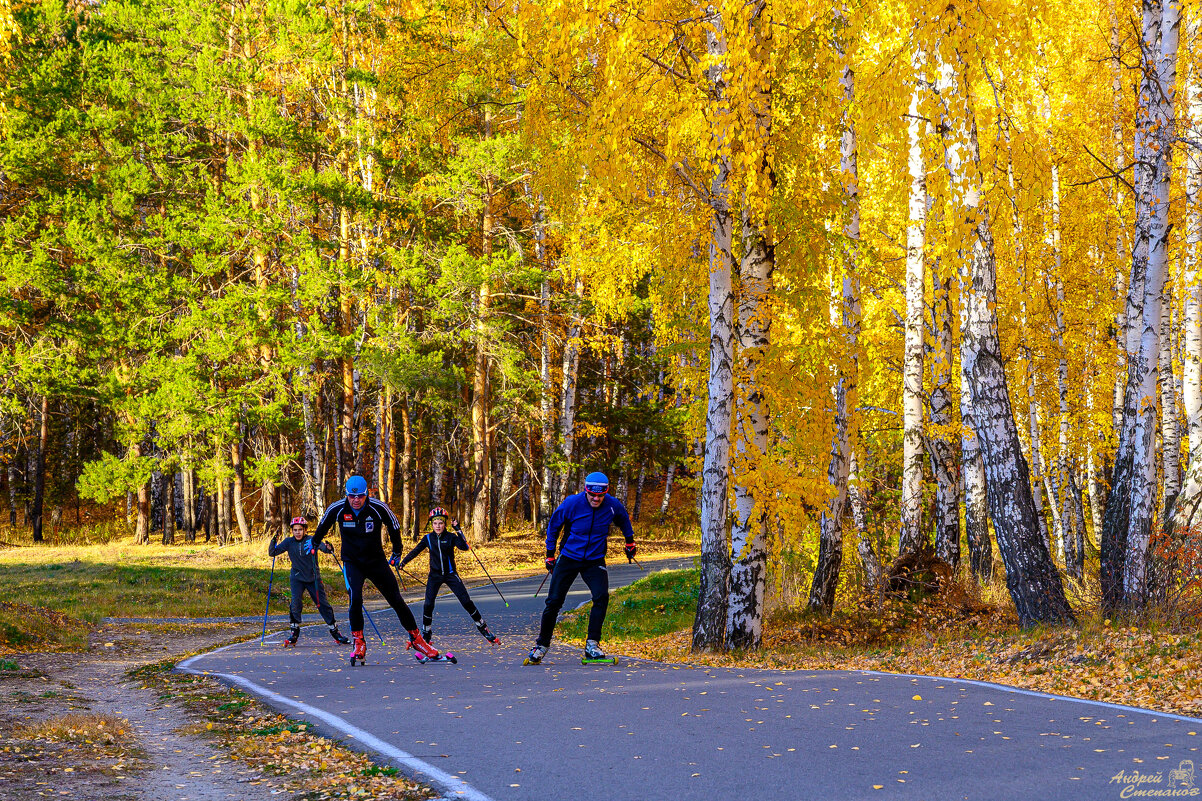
[180,558,1202,801]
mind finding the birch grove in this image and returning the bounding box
[14,0,1202,650]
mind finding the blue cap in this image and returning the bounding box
[584,472,609,494]
[345,475,368,495]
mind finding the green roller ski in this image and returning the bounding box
[582,640,616,665]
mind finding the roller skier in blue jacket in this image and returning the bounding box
[525,471,636,665]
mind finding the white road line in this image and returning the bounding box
[178,643,497,801]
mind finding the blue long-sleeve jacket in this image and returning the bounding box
[545,492,635,562]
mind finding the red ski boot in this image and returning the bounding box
[350,631,366,666]
[408,629,454,663]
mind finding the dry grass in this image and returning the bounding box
[14,713,134,745]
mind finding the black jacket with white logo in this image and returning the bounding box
[312,497,402,566]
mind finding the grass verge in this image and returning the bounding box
[131,656,434,801]
[575,568,1202,718]
[0,530,699,623]
[0,601,91,653]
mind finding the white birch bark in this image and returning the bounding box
[936,37,1073,625]
[930,253,963,573]
[725,0,773,650]
[960,276,988,577]
[692,5,735,651]
[849,446,881,589]
[1113,0,1179,607]
[658,463,676,523]
[899,62,927,558]
[559,277,584,501]
[809,10,859,613]
[1171,13,1202,536]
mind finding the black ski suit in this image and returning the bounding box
[312,497,419,634]
[400,525,482,632]
[267,535,337,632]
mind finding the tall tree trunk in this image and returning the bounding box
[632,461,646,522]
[1109,0,1180,609]
[959,291,987,578]
[400,400,412,538]
[692,5,735,653]
[936,35,1073,625]
[900,60,926,557]
[133,442,150,545]
[1171,12,1202,540]
[930,254,961,572]
[539,278,555,523]
[182,465,196,543]
[658,463,676,524]
[726,0,773,651]
[470,109,496,545]
[850,446,881,590]
[31,394,48,543]
[163,469,176,545]
[810,11,860,613]
[559,278,584,504]
[232,435,250,542]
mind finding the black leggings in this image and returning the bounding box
[343,558,418,633]
[537,557,609,647]
[422,572,481,629]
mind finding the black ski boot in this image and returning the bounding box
[283,626,299,648]
[421,626,433,644]
[476,619,500,645]
[329,626,350,645]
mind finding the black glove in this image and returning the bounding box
[389,552,402,568]
[545,553,557,572]
[319,542,334,554]
[624,542,637,561]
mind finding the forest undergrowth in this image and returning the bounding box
[589,569,1202,719]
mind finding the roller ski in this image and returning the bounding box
[329,626,351,645]
[282,627,299,648]
[349,631,366,666]
[523,644,547,666]
[476,620,501,645]
[581,640,618,666]
[408,630,455,663]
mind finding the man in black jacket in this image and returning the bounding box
[312,475,440,663]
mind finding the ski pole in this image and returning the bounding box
[392,564,423,591]
[469,546,509,607]
[331,551,386,645]
[262,555,277,644]
[533,570,550,599]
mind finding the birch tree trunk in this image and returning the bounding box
[559,278,584,504]
[1104,0,1165,609]
[930,254,962,572]
[1110,0,1180,609]
[810,11,860,612]
[692,5,735,652]
[850,446,881,590]
[960,285,988,578]
[936,38,1073,625]
[899,63,926,558]
[1171,13,1202,537]
[658,463,676,524]
[725,0,773,651]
